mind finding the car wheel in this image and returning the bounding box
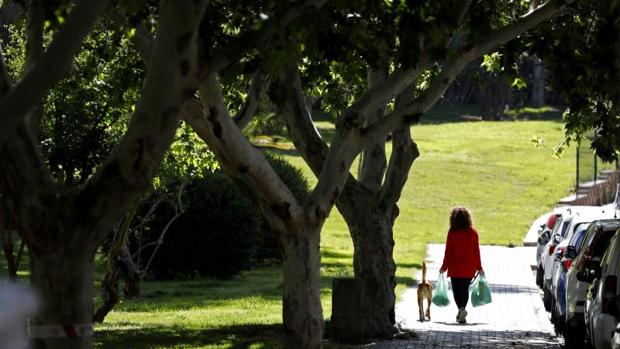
[557,313,565,334]
[543,285,552,312]
[550,299,557,324]
[564,323,585,349]
[536,265,544,288]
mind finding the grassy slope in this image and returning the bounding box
[3,107,607,348]
[283,116,579,300]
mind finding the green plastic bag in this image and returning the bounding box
[471,274,492,307]
[432,273,451,307]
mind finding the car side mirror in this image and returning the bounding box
[566,246,577,259]
[538,230,551,245]
[577,266,601,283]
[553,234,561,244]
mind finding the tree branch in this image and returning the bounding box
[270,64,328,178]
[234,70,266,129]
[378,85,419,209]
[108,8,264,131]
[269,62,369,221]
[24,0,45,158]
[106,9,153,64]
[359,0,570,148]
[468,0,572,59]
[189,74,304,233]
[204,0,326,74]
[141,183,184,277]
[337,59,430,132]
[0,35,57,219]
[0,0,111,145]
[358,68,388,191]
[77,0,208,245]
[108,5,292,227]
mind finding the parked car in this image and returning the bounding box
[541,206,614,310]
[613,322,620,349]
[534,212,553,287]
[586,229,620,349]
[537,210,562,289]
[565,219,620,348]
[549,207,618,320]
[552,223,591,333]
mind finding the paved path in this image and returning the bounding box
[371,244,560,349]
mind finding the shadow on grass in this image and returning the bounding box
[322,249,353,260]
[96,321,350,349]
[95,323,284,349]
[116,268,284,312]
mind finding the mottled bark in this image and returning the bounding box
[282,225,324,349]
[273,64,425,338]
[0,197,20,281]
[350,201,398,337]
[110,6,328,346]
[30,246,95,349]
[190,74,325,348]
[0,2,208,349]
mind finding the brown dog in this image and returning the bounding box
[417,261,432,321]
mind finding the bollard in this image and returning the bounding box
[331,277,364,344]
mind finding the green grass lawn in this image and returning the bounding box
[2,105,613,348]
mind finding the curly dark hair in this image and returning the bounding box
[449,206,472,231]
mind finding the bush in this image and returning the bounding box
[138,172,261,280]
[137,155,309,280]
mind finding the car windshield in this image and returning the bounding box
[601,234,618,266]
[551,216,564,235]
[589,230,616,258]
[571,225,589,250]
[559,220,571,238]
[578,225,598,254]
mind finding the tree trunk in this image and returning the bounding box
[29,247,95,349]
[530,55,545,107]
[349,201,398,338]
[479,73,511,120]
[281,225,324,349]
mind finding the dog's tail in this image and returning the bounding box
[422,261,427,283]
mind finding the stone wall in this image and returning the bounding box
[562,170,620,206]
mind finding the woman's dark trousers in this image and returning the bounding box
[451,277,472,309]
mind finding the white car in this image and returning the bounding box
[613,322,620,349]
[586,229,620,349]
[552,223,591,332]
[537,208,566,293]
[565,219,620,348]
[533,212,552,265]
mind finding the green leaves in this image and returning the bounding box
[481,52,503,73]
[511,77,527,90]
[524,0,620,162]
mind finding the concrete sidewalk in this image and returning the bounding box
[371,244,560,349]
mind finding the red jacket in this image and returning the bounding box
[440,227,482,278]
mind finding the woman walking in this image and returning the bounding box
[439,206,484,324]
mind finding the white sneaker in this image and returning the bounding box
[457,308,467,324]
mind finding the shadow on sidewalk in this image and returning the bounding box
[376,328,560,348]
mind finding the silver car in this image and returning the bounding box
[565,219,620,348]
[586,229,620,349]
